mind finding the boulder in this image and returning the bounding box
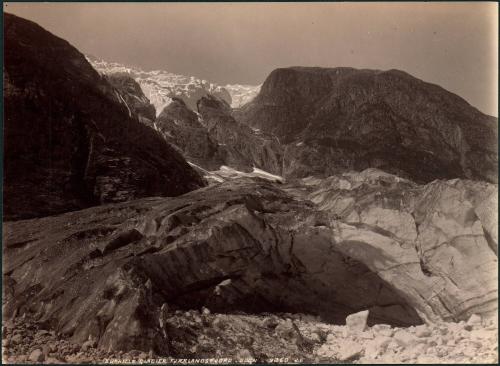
[414,325,432,338]
[28,348,44,362]
[275,320,297,341]
[337,340,363,361]
[81,339,96,352]
[345,310,369,332]
[11,334,22,345]
[363,336,392,359]
[393,330,422,347]
[467,314,482,327]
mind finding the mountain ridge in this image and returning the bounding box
[235,66,498,183]
[88,55,261,112]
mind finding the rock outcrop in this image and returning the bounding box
[4,13,204,220]
[285,169,498,323]
[154,98,224,170]
[235,67,498,183]
[3,172,497,353]
[153,94,283,174]
[197,95,283,174]
[106,72,156,126]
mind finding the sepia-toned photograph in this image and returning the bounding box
[2,1,498,364]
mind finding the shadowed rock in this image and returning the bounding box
[4,13,204,220]
[155,98,225,170]
[106,72,156,125]
[197,95,283,174]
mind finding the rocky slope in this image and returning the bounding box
[235,67,498,183]
[154,98,225,170]
[196,95,283,174]
[2,310,497,364]
[88,56,234,113]
[105,72,156,126]
[3,170,497,355]
[151,94,283,174]
[4,13,204,220]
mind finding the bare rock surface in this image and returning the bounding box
[152,95,284,175]
[235,67,498,183]
[196,95,283,175]
[106,72,156,125]
[3,171,497,354]
[4,13,204,221]
[285,169,498,323]
[154,97,225,170]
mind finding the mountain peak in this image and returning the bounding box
[236,66,498,183]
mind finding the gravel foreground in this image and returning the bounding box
[2,310,498,364]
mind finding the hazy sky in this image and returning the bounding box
[4,2,498,116]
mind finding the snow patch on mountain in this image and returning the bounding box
[87,55,260,113]
[188,162,283,185]
[225,83,261,107]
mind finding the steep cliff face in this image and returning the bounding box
[4,13,204,220]
[3,173,497,353]
[155,98,225,170]
[197,95,283,174]
[106,72,156,126]
[153,94,283,174]
[235,67,498,183]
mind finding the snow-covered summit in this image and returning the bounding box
[87,55,260,113]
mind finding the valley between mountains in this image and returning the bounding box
[2,12,498,364]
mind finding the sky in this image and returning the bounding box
[4,2,498,116]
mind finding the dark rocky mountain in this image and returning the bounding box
[197,95,283,175]
[154,94,283,174]
[3,170,497,354]
[4,13,204,220]
[154,98,225,170]
[106,72,156,126]
[235,67,498,183]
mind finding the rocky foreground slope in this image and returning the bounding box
[3,169,497,357]
[4,13,204,221]
[235,67,498,183]
[2,309,497,364]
